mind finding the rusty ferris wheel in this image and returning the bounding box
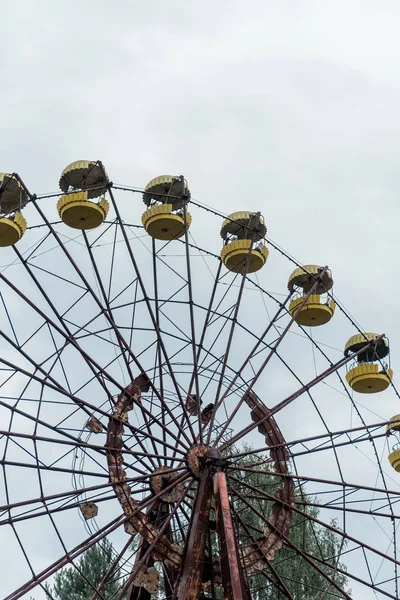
[0,162,400,599]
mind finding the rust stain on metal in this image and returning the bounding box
[127,502,171,600]
[151,466,184,503]
[132,565,159,594]
[214,471,248,600]
[186,444,209,478]
[86,415,103,433]
[241,391,294,571]
[200,402,214,425]
[176,474,212,600]
[79,501,98,520]
[105,375,182,571]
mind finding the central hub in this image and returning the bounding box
[186,444,209,477]
[186,445,223,477]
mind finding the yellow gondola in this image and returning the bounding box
[0,212,27,247]
[0,173,28,246]
[220,211,268,274]
[387,416,400,472]
[141,175,191,240]
[344,333,393,393]
[288,265,335,327]
[57,160,109,230]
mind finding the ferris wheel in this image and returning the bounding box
[0,160,399,600]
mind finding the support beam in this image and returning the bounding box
[213,471,248,600]
[220,334,384,452]
[175,474,212,600]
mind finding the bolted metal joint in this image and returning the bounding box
[206,447,230,472]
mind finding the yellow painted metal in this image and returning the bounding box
[346,363,393,394]
[220,211,267,240]
[388,449,400,472]
[59,160,108,198]
[288,264,333,294]
[143,175,190,209]
[344,332,389,354]
[289,295,335,327]
[0,173,28,214]
[387,415,400,433]
[0,212,27,247]
[57,192,109,230]
[220,239,269,274]
[141,204,191,240]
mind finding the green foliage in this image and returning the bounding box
[230,447,351,599]
[45,539,123,600]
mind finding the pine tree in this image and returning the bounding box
[229,447,351,599]
[45,538,123,600]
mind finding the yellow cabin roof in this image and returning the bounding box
[345,332,387,352]
[143,175,190,209]
[288,264,333,294]
[59,160,108,198]
[344,332,389,359]
[387,414,400,433]
[220,211,266,240]
[0,173,28,214]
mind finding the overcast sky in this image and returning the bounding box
[1,0,400,328]
[2,2,400,599]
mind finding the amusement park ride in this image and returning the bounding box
[0,161,399,599]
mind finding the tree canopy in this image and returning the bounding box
[44,538,123,600]
[230,448,350,599]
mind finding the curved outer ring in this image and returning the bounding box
[240,392,294,572]
[104,385,293,580]
[105,382,182,569]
